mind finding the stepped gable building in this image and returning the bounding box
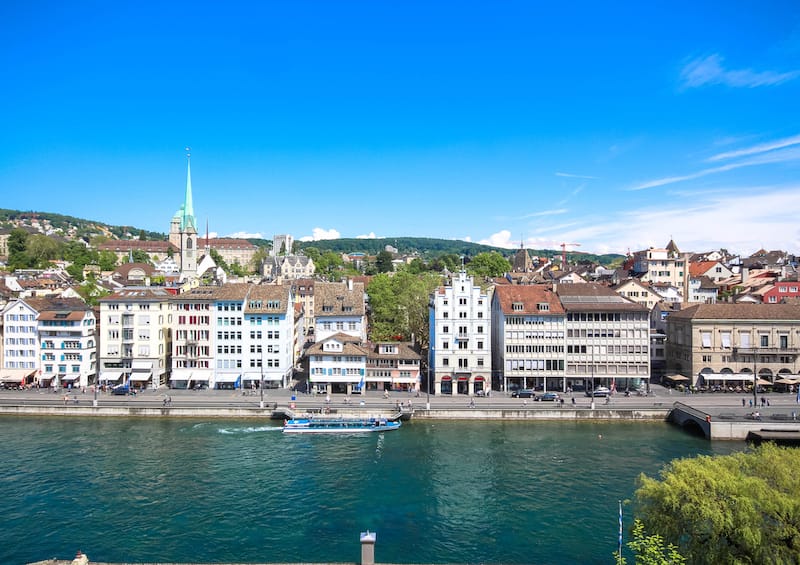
[491,284,565,393]
[555,282,650,392]
[666,302,800,389]
[98,288,173,389]
[429,270,491,396]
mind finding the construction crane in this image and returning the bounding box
[560,242,581,271]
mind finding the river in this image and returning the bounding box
[0,416,745,564]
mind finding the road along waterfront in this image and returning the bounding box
[2,413,747,565]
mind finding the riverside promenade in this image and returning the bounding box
[2,384,799,439]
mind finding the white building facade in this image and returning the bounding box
[429,270,491,396]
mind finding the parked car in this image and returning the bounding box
[111,384,130,395]
[536,392,561,401]
[511,389,535,398]
[586,386,611,397]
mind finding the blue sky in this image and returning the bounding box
[2,1,799,256]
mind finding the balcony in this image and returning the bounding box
[733,346,800,355]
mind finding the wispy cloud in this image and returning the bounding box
[680,54,800,88]
[356,232,379,239]
[707,133,800,162]
[555,172,598,179]
[299,227,341,242]
[517,185,800,256]
[521,208,568,219]
[631,145,800,190]
[226,231,263,239]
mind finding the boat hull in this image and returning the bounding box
[282,417,402,434]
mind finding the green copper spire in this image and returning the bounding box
[182,147,196,232]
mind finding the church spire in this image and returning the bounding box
[182,147,196,232]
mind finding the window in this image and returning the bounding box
[701,332,711,348]
[720,332,731,349]
[760,335,769,347]
[740,332,751,348]
[442,358,449,367]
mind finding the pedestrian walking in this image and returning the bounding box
[742,398,746,407]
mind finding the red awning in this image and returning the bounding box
[474,376,485,381]
[441,376,452,381]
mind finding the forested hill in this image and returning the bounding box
[0,207,624,265]
[0,208,165,241]
[290,236,624,266]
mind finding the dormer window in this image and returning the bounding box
[537,303,549,311]
[512,302,524,311]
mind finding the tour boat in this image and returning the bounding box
[282,417,402,434]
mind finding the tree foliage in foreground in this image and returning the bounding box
[634,443,800,564]
[614,519,685,565]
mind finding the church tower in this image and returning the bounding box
[169,149,198,277]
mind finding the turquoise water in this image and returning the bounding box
[0,417,744,564]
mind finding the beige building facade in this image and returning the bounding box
[666,303,800,388]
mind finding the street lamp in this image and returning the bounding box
[259,357,265,410]
[427,345,433,410]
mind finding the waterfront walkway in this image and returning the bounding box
[3,385,799,439]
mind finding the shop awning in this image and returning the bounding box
[129,372,152,382]
[188,370,212,383]
[215,373,241,383]
[99,371,122,383]
[1,369,33,383]
[665,374,690,381]
[61,374,80,382]
[698,374,755,382]
[169,370,193,382]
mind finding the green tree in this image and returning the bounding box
[7,228,33,270]
[366,271,441,345]
[405,257,427,274]
[251,246,269,273]
[614,519,686,565]
[467,251,511,278]
[430,253,461,273]
[376,250,394,273]
[138,229,147,241]
[131,250,152,264]
[634,443,800,564]
[26,234,61,267]
[365,274,397,340]
[98,250,118,271]
[66,263,84,281]
[210,248,229,272]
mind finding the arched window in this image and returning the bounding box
[186,237,193,249]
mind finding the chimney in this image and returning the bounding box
[360,531,376,565]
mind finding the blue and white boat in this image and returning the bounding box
[282,417,401,434]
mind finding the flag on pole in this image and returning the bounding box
[618,500,623,557]
[357,375,365,391]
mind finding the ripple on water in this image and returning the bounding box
[0,417,743,565]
